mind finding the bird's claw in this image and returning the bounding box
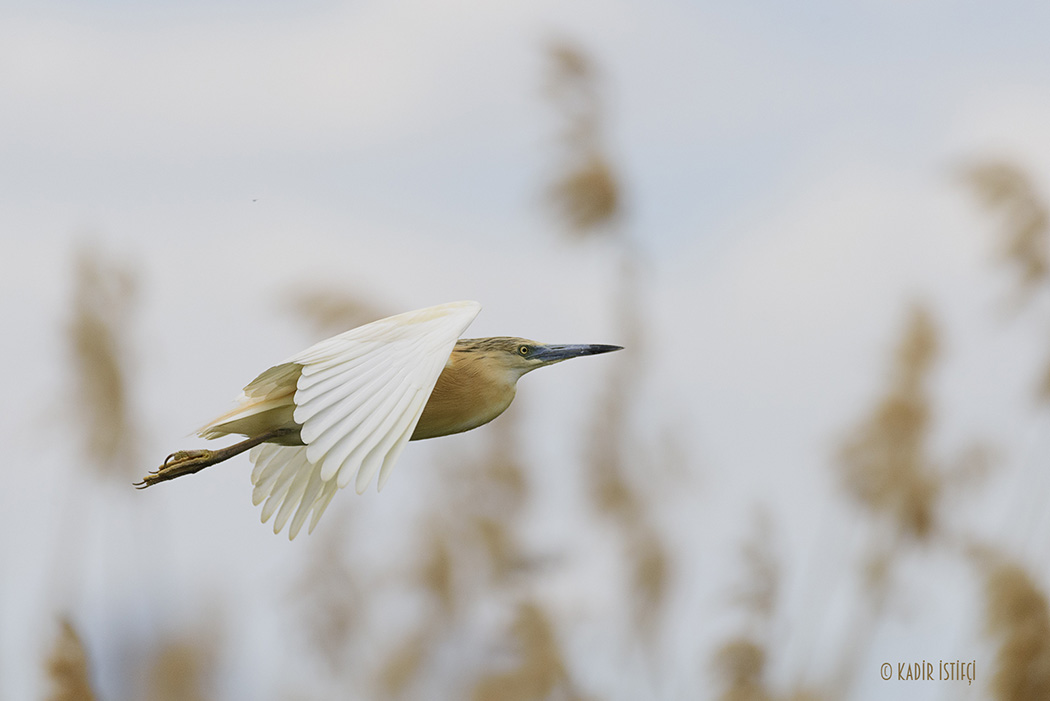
[135,449,216,489]
[163,449,208,466]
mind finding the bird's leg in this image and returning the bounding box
[134,427,297,489]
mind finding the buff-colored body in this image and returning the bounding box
[412,339,520,440]
[201,338,538,445]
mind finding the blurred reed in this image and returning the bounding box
[711,511,825,701]
[982,559,1050,701]
[713,635,826,701]
[963,161,1049,302]
[544,40,621,236]
[291,508,363,675]
[459,415,531,584]
[962,161,1050,699]
[823,305,944,696]
[713,512,777,701]
[544,38,671,637]
[143,636,215,701]
[837,304,941,541]
[963,160,1050,401]
[284,284,390,338]
[66,244,140,480]
[825,299,1000,698]
[549,151,621,236]
[418,527,455,616]
[45,618,97,701]
[377,628,430,698]
[376,413,553,698]
[732,510,778,623]
[470,603,591,701]
[713,638,768,701]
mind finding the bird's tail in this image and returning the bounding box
[199,361,304,442]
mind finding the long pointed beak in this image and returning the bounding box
[531,343,623,365]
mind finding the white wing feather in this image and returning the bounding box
[246,301,481,539]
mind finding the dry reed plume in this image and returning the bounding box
[713,633,827,701]
[144,637,214,701]
[419,413,530,603]
[983,560,1050,701]
[45,618,97,701]
[545,39,670,636]
[963,160,1050,700]
[963,161,1049,299]
[712,632,824,701]
[377,628,430,698]
[374,412,546,697]
[550,152,621,235]
[356,407,558,696]
[824,305,954,697]
[285,285,389,337]
[418,528,456,616]
[713,638,770,701]
[374,533,446,694]
[462,416,531,584]
[838,304,942,540]
[963,161,1050,400]
[732,510,779,622]
[545,40,621,236]
[291,513,363,674]
[471,603,589,701]
[67,244,139,479]
[709,511,825,701]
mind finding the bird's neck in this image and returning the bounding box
[411,349,518,441]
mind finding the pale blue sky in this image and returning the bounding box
[5,0,1050,264]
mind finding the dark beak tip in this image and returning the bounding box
[587,344,623,356]
[533,343,624,363]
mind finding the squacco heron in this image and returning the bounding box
[137,301,621,539]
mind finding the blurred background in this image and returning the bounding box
[5,1,1050,699]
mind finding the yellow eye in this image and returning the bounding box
[519,345,530,356]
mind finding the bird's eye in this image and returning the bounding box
[519,345,531,356]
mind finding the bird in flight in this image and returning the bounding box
[136,301,621,539]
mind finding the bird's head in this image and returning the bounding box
[455,337,623,380]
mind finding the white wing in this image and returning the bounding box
[248,300,481,539]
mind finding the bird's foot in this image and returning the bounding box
[165,449,212,465]
[134,449,218,489]
[133,429,297,491]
